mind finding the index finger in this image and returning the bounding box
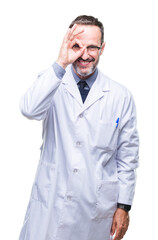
[68,24,85,40]
[70,38,84,48]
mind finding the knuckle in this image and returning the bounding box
[119,225,123,230]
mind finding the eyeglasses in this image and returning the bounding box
[72,44,101,54]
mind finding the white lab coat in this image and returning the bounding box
[19,65,139,240]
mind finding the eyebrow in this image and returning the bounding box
[73,44,100,48]
[87,45,101,49]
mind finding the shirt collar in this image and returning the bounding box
[71,65,98,89]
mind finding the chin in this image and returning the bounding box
[78,70,93,77]
[74,65,95,78]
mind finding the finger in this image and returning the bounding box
[113,224,121,240]
[113,231,122,240]
[113,226,126,240]
[66,24,77,40]
[70,38,84,48]
[111,220,116,236]
[74,46,86,59]
[69,30,84,41]
[70,23,78,32]
[75,38,84,47]
[69,25,84,40]
[64,24,78,41]
[64,28,71,42]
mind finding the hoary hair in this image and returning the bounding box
[69,15,104,44]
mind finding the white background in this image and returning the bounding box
[0,0,158,239]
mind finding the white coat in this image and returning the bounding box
[19,65,139,240]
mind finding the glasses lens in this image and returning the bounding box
[87,46,100,54]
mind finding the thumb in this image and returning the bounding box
[75,46,86,59]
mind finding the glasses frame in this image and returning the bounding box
[72,44,102,53]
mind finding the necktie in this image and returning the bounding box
[78,80,90,103]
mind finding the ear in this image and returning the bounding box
[100,42,106,56]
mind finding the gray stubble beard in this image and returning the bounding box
[72,57,100,78]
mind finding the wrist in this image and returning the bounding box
[117,203,131,212]
[56,58,68,69]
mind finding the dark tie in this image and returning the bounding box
[78,80,90,103]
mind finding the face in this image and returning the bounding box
[72,25,105,79]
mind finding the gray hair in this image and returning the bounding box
[69,15,104,44]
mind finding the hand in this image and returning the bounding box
[111,208,129,240]
[56,24,86,69]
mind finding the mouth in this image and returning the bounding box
[76,58,95,67]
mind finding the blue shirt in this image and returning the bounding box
[52,62,98,89]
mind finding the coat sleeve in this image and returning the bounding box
[20,66,62,120]
[116,89,139,205]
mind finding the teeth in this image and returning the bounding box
[79,61,89,65]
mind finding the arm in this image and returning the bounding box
[20,24,85,120]
[19,66,62,120]
[117,90,139,205]
[111,90,139,240]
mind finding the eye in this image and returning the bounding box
[87,46,99,51]
[73,44,80,50]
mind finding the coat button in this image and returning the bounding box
[73,168,78,173]
[76,141,81,147]
[67,195,72,201]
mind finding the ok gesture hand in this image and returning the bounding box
[56,24,86,69]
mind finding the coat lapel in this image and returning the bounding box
[62,66,83,106]
[79,71,110,114]
[62,66,110,112]
[85,73,109,106]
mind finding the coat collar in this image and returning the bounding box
[62,65,110,111]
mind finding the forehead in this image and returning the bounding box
[75,25,102,45]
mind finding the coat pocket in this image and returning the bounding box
[31,161,55,207]
[93,180,118,219]
[94,121,119,151]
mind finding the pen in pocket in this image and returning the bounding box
[116,117,119,128]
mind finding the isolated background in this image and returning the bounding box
[0,0,158,239]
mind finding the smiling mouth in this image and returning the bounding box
[77,58,95,67]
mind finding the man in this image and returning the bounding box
[19,15,139,240]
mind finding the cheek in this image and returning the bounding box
[93,55,100,65]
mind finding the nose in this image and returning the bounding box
[81,47,89,60]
